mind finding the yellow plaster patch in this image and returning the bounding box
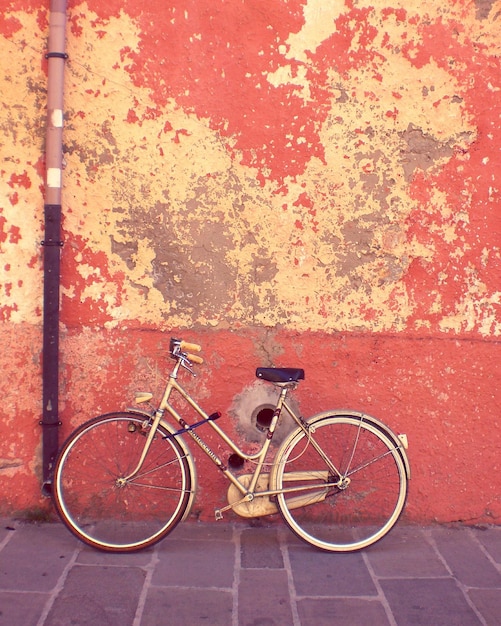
[266,64,311,101]
[463,0,501,53]
[0,12,46,324]
[285,0,343,61]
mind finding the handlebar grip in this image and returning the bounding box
[188,353,204,364]
[180,340,202,353]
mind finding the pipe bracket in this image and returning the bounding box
[41,240,64,247]
[45,52,68,60]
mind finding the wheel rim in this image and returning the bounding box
[54,415,191,551]
[274,416,408,552]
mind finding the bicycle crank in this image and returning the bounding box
[225,474,277,518]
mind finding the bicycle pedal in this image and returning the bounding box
[214,509,223,521]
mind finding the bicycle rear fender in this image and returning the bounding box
[127,409,198,521]
[309,410,410,479]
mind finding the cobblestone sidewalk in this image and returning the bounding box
[1,520,500,625]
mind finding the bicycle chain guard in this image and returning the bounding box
[226,474,279,518]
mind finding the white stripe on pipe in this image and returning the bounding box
[50,109,64,128]
[47,168,62,188]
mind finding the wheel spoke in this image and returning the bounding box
[273,415,408,552]
[53,413,192,552]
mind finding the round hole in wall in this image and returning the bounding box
[252,405,276,432]
[230,383,300,446]
[228,453,245,469]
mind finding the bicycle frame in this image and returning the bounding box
[124,355,342,518]
[52,336,410,552]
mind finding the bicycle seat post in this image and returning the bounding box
[267,384,291,436]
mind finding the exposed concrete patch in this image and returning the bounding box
[229,381,300,445]
[399,124,455,180]
[475,0,497,20]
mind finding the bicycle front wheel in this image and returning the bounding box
[53,412,192,552]
[272,414,408,552]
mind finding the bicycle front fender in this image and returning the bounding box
[126,409,198,521]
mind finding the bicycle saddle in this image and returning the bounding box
[256,368,305,383]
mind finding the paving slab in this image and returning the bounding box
[296,597,391,626]
[379,578,483,626]
[153,536,235,588]
[288,543,377,597]
[44,565,146,626]
[431,526,501,588]
[0,591,48,626]
[468,588,501,626]
[76,544,153,567]
[141,587,234,626]
[366,525,448,577]
[471,526,501,564]
[240,527,284,569]
[239,568,295,626]
[0,522,76,592]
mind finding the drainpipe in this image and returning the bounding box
[41,0,67,495]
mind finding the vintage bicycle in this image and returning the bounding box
[52,338,410,553]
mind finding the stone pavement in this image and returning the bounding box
[0,519,500,626]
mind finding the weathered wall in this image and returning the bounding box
[1,0,500,523]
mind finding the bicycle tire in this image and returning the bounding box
[52,412,192,552]
[271,413,408,552]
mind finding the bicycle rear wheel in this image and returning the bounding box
[52,412,192,552]
[272,414,408,552]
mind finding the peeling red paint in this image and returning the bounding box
[60,235,124,327]
[0,14,22,37]
[8,225,21,244]
[126,108,139,124]
[8,171,31,189]
[0,303,19,321]
[0,216,7,244]
[322,5,382,74]
[392,13,501,335]
[83,0,329,183]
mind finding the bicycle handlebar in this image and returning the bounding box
[170,338,204,365]
[180,340,202,353]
